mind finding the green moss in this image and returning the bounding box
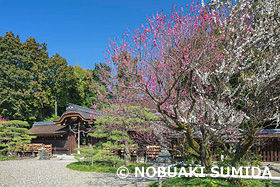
[148,177,279,187]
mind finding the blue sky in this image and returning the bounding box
[0,0,196,69]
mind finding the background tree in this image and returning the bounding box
[48,54,80,116]
[73,63,111,110]
[0,31,104,123]
[90,63,112,110]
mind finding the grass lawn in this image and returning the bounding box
[67,162,280,186]
[0,155,16,161]
[148,177,280,187]
[67,161,150,173]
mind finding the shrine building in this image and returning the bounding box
[28,103,102,155]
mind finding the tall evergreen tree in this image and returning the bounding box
[24,37,50,120]
[0,32,34,121]
[48,54,80,116]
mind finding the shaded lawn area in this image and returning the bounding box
[67,161,150,173]
[148,177,280,187]
[0,155,16,161]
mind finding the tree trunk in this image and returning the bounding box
[184,124,212,169]
[137,146,145,163]
[123,127,131,165]
[158,177,162,187]
[55,94,58,116]
[39,108,43,121]
[231,134,255,166]
[124,140,131,165]
[200,142,212,170]
[200,125,212,170]
[90,145,94,166]
[184,124,212,168]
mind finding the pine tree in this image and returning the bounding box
[75,124,124,167]
[0,120,35,156]
[94,106,161,165]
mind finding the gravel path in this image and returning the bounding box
[0,159,156,187]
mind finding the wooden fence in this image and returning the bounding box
[254,143,280,162]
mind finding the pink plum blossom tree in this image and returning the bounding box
[101,0,279,168]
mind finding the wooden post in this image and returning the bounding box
[77,122,80,154]
[68,132,71,154]
[267,150,270,162]
[271,143,274,161]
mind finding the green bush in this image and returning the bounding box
[249,155,262,167]
[74,143,122,167]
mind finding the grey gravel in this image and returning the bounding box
[0,159,156,187]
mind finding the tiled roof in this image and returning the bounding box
[28,123,68,135]
[257,129,280,134]
[54,103,103,124]
[256,129,280,138]
[33,121,56,126]
[66,103,103,116]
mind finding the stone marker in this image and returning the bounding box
[38,144,50,160]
